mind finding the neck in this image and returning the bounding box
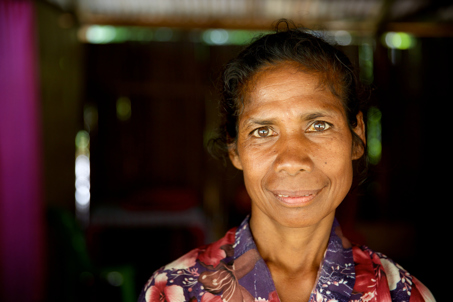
[249,212,334,275]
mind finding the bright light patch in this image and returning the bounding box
[202,29,266,45]
[228,30,254,45]
[203,29,229,45]
[75,155,90,178]
[75,178,90,191]
[367,107,382,165]
[383,32,414,50]
[75,131,91,225]
[75,154,90,209]
[334,30,352,46]
[75,130,90,150]
[80,25,265,46]
[86,25,117,44]
[75,189,90,207]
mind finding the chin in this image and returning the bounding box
[269,208,336,229]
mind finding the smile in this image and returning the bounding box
[277,194,311,198]
[270,188,323,206]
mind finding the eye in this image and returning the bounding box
[251,126,276,138]
[307,121,332,132]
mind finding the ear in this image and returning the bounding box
[352,111,366,160]
[228,144,243,170]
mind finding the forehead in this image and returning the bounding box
[241,64,345,116]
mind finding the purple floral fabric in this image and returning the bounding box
[138,217,435,302]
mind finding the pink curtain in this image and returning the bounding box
[0,1,45,301]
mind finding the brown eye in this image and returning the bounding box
[308,121,331,132]
[257,128,269,137]
[252,126,275,138]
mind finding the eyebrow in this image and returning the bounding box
[241,118,276,131]
[303,112,329,121]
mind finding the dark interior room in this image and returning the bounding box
[1,0,452,301]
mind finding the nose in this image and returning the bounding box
[273,134,314,176]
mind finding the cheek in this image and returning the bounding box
[240,150,271,182]
[319,142,354,181]
[238,143,276,192]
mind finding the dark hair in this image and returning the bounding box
[208,19,367,180]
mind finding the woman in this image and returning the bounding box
[138,21,435,302]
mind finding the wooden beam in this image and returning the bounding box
[78,12,453,38]
[384,22,453,37]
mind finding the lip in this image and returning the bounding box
[269,188,323,206]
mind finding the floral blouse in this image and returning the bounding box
[138,217,435,302]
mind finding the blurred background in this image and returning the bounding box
[1,0,452,301]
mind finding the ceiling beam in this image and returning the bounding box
[384,22,453,37]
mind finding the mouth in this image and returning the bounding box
[270,188,323,206]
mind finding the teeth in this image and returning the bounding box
[278,194,310,197]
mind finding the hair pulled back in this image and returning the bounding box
[209,19,367,178]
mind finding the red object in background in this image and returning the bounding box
[0,1,46,301]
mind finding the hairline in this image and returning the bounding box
[229,60,350,145]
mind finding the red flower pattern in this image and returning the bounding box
[267,290,279,302]
[145,273,185,302]
[352,246,392,302]
[412,277,436,302]
[139,218,434,302]
[201,292,223,302]
[197,227,237,269]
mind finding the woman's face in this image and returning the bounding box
[229,64,365,229]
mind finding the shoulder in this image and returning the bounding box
[352,244,435,302]
[137,227,238,302]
